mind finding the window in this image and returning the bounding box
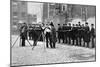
[63,5,65,11]
[21,1,26,5]
[21,12,26,17]
[13,12,18,16]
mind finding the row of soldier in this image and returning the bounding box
[57,22,95,48]
[19,21,95,49]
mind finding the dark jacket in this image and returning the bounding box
[51,26,57,43]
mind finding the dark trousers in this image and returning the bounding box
[68,37,71,44]
[76,38,78,46]
[58,37,61,43]
[58,33,61,43]
[52,42,56,48]
[78,37,82,46]
[72,39,75,45]
[65,36,68,44]
[22,38,25,46]
[91,37,95,48]
[46,32,52,48]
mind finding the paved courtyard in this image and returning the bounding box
[11,35,95,66]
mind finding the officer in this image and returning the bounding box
[68,23,72,45]
[90,24,95,48]
[20,23,28,47]
[57,24,62,43]
[83,22,90,47]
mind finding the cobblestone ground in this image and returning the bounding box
[11,35,95,66]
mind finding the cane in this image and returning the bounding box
[11,35,20,48]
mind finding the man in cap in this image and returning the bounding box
[83,22,90,47]
[90,24,95,48]
[20,23,28,47]
[68,23,72,45]
[78,22,82,46]
[57,24,62,43]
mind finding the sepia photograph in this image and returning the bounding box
[10,0,96,66]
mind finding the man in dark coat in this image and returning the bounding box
[68,23,72,45]
[62,24,66,43]
[57,24,62,43]
[71,24,76,45]
[78,22,82,46]
[75,24,79,46]
[50,22,57,48]
[28,24,33,40]
[83,22,90,47]
[20,23,28,47]
[31,24,42,46]
[81,24,85,47]
[90,24,95,48]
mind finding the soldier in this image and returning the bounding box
[83,22,90,47]
[50,22,57,48]
[90,24,95,48]
[78,22,82,46]
[62,24,66,43]
[57,24,62,43]
[20,23,28,47]
[75,24,79,46]
[81,24,85,47]
[65,24,69,44]
[68,23,72,45]
[71,24,76,45]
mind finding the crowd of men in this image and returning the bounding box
[19,21,95,49]
[19,22,57,49]
[57,22,96,48]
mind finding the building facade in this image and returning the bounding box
[11,0,28,34]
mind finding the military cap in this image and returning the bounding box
[85,22,88,24]
[58,24,60,25]
[91,24,94,26]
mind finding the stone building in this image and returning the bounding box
[11,0,28,34]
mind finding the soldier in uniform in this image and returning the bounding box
[90,24,95,48]
[68,23,72,45]
[81,24,85,47]
[78,22,82,46]
[50,22,57,48]
[75,24,79,46]
[62,24,66,43]
[28,24,33,40]
[20,23,28,47]
[57,24,62,43]
[71,24,76,45]
[83,22,90,47]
